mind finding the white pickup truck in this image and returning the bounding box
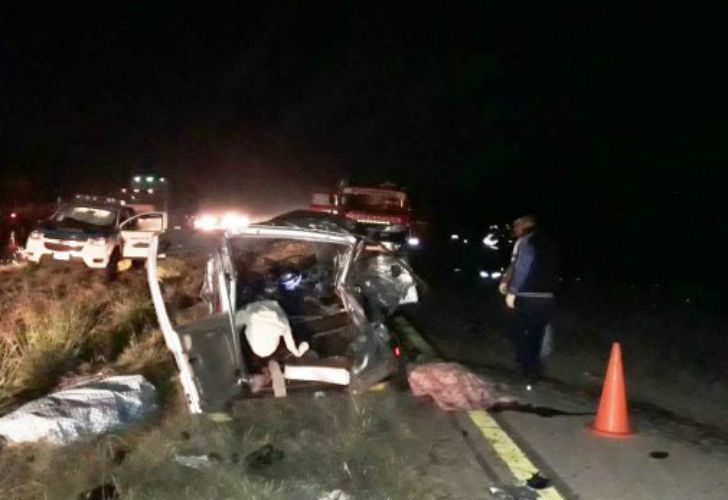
[25,197,166,279]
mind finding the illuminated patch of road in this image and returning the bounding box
[393,314,568,500]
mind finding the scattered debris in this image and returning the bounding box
[491,402,594,418]
[77,483,119,500]
[649,451,670,459]
[245,443,284,470]
[318,489,353,500]
[526,472,551,489]
[174,454,213,470]
[269,360,287,398]
[0,375,157,445]
[207,412,233,423]
[102,440,129,465]
[284,359,351,385]
[488,484,539,499]
[408,363,512,411]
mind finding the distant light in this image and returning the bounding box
[490,271,503,279]
[451,234,459,240]
[133,176,141,183]
[194,215,218,231]
[483,233,499,250]
[221,212,250,230]
[195,212,250,231]
[407,236,420,247]
[479,270,489,279]
[145,176,155,182]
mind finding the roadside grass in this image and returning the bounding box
[0,256,207,413]
[0,392,441,500]
[0,256,480,500]
[0,264,157,412]
[0,405,286,500]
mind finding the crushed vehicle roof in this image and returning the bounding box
[263,210,359,235]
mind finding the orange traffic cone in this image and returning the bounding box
[592,342,633,437]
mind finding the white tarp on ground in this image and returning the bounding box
[0,375,157,445]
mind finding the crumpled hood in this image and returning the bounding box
[40,221,112,240]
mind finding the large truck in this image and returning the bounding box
[310,182,423,249]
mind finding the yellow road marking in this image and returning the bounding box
[368,381,390,392]
[469,410,565,500]
[395,315,567,500]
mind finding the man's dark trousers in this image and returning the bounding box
[513,296,555,379]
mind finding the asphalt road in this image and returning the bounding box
[400,295,728,500]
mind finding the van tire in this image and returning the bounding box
[106,247,121,281]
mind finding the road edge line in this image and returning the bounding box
[394,314,569,500]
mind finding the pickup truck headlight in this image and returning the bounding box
[28,230,43,240]
[88,237,107,247]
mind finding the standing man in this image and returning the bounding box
[499,215,558,383]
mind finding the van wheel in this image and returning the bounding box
[106,248,121,281]
[117,258,134,273]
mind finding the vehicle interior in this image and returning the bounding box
[230,237,359,381]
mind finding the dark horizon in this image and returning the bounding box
[2,2,727,285]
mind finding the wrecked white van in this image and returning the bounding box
[147,212,418,413]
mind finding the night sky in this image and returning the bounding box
[2,2,727,284]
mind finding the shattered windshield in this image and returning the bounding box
[51,206,117,230]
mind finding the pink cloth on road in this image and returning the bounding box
[408,363,510,411]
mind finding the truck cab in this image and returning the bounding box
[310,184,422,250]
